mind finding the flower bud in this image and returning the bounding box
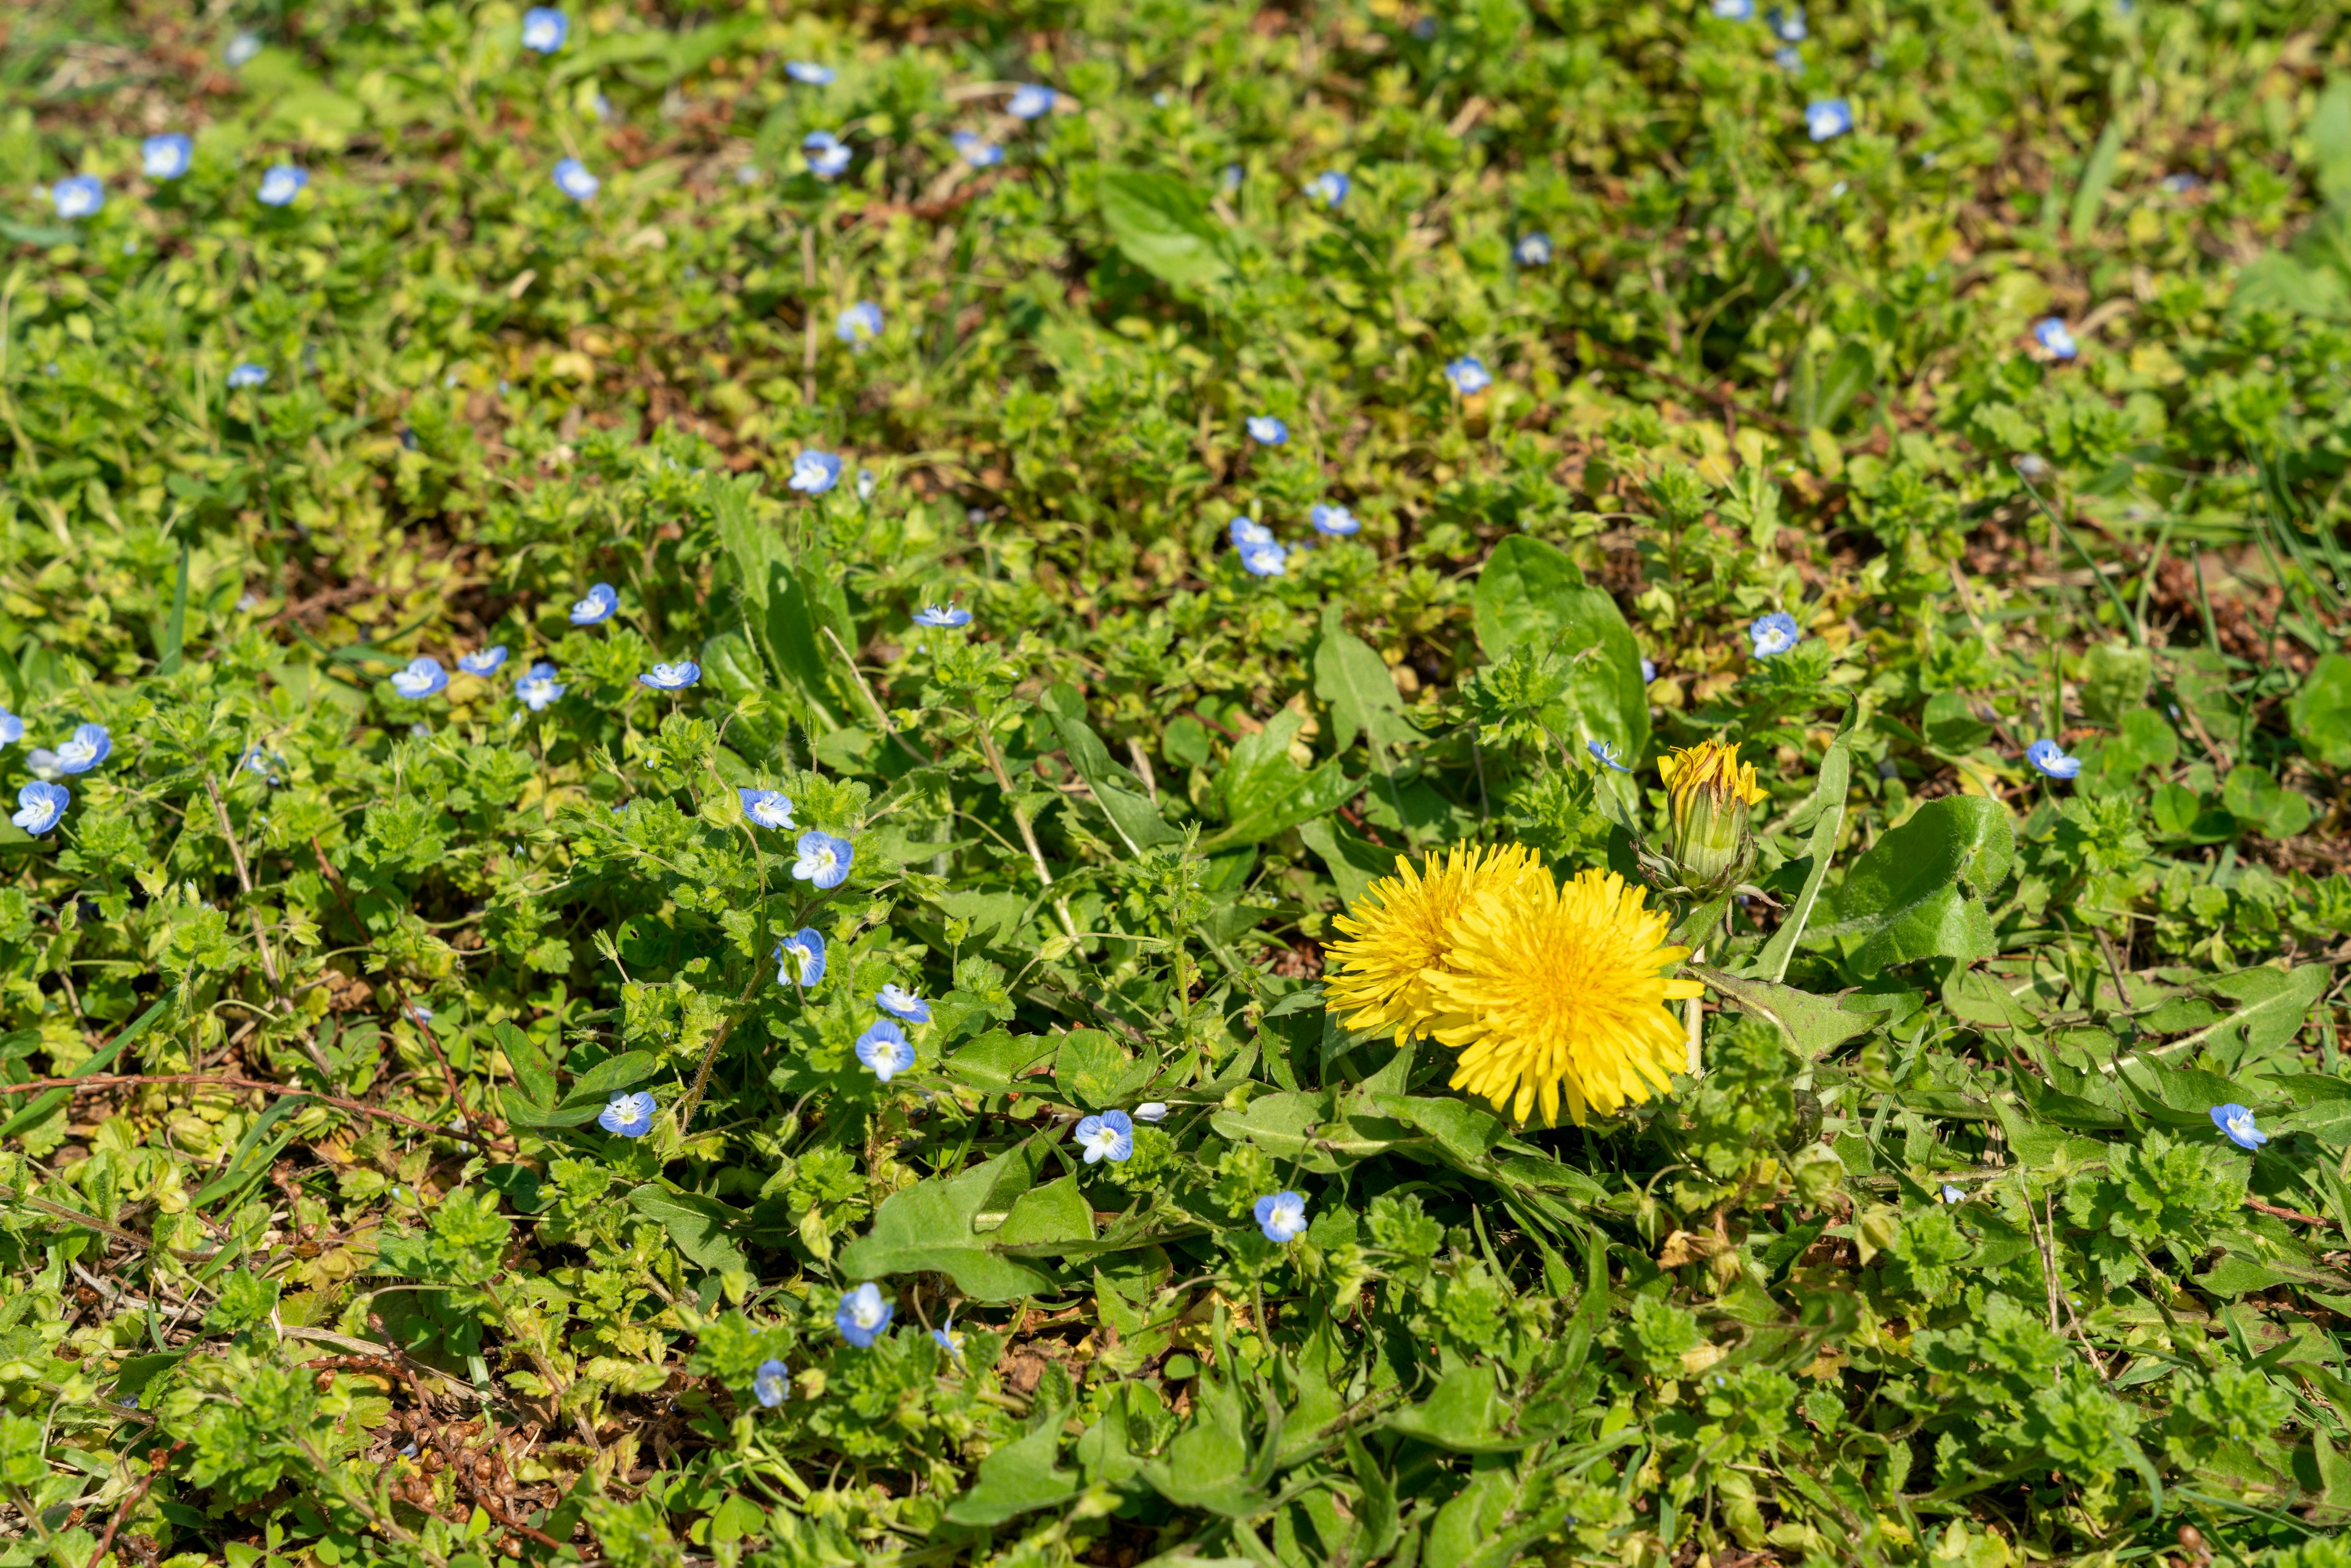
[1656,739,1765,895]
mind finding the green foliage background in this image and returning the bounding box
[1,0,2350,1564]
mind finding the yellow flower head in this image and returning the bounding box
[1324,842,1546,1043]
[1657,738,1767,815]
[1425,868,1703,1125]
[1655,738,1766,892]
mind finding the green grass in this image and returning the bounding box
[1,1,2349,1566]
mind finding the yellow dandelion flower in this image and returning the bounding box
[1426,868,1703,1125]
[1657,737,1766,814]
[1323,842,1546,1043]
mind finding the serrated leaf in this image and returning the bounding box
[1209,710,1355,849]
[1818,796,2013,977]
[1038,683,1177,852]
[1696,966,1888,1057]
[627,1184,750,1277]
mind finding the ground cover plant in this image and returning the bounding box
[3,0,2351,1563]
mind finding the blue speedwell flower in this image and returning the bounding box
[1076,1109,1134,1164]
[33,724,111,776]
[224,31,263,66]
[803,131,852,179]
[1749,612,1802,658]
[1770,4,1806,39]
[227,363,269,389]
[857,1019,917,1082]
[752,1359,790,1408]
[2033,318,2079,359]
[949,130,1003,168]
[1310,503,1359,536]
[913,602,972,628]
[520,7,569,51]
[50,177,103,220]
[515,662,566,711]
[857,468,878,500]
[1229,516,1275,549]
[1007,83,1055,119]
[793,830,853,889]
[784,60,835,84]
[1712,0,1754,17]
[12,782,68,836]
[931,1315,965,1359]
[257,165,308,206]
[1940,1184,1965,1204]
[1804,99,1852,141]
[1641,658,1659,683]
[1245,414,1288,445]
[1307,170,1349,207]
[1589,739,1630,772]
[1254,1190,1309,1243]
[1240,541,1288,577]
[391,658,449,699]
[738,787,795,829]
[569,583,619,625]
[1445,356,1492,394]
[638,661,700,691]
[836,301,883,342]
[0,710,22,745]
[790,449,843,493]
[458,646,509,677]
[776,927,825,987]
[1134,1101,1169,1122]
[1515,231,1553,266]
[143,135,193,181]
[2211,1103,2267,1151]
[1774,45,1804,69]
[876,984,931,1024]
[239,745,282,784]
[2025,739,2082,780]
[836,1283,893,1346]
[598,1090,656,1138]
[552,159,599,201]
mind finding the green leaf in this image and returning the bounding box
[626,1184,751,1278]
[711,477,836,727]
[943,1029,1056,1095]
[1819,796,2013,977]
[157,545,189,678]
[1209,710,1354,849]
[835,1147,1057,1301]
[996,1175,1097,1248]
[942,1401,1081,1525]
[699,628,768,698]
[2080,641,2153,726]
[2183,964,2333,1059]
[1053,1028,1150,1109]
[1754,713,1854,983]
[1297,816,1399,909]
[1385,1365,1528,1453]
[1695,966,1888,1057]
[1314,607,1418,756]
[0,999,165,1139]
[2068,118,2127,242]
[1367,1093,1507,1169]
[562,1049,662,1105]
[1037,684,1177,852]
[2313,76,2351,204]
[1469,536,1649,763]
[1097,170,1231,287]
[2289,653,2351,768]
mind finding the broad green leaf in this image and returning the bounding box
[1819,796,2013,977]
[627,1184,751,1277]
[1209,710,1355,849]
[943,1029,1055,1094]
[2289,653,2351,768]
[2080,640,2152,725]
[996,1175,1097,1248]
[1097,171,1230,287]
[1313,607,1418,756]
[699,628,767,698]
[1367,1093,1507,1169]
[2182,964,2333,1060]
[1038,683,1177,851]
[1695,966,1887,1057]
[1054,1029,1150,1108]
[1469,537,1649,763]
[157,546,189,678]
[2314,77,2351,203]
[563,1049,662,1105]
[942,1403,1081,1525]
[1297,816,1400,909]
[1386,1366,1529,1453]
[836,1147,1056,1300]
[0,999,164,1139]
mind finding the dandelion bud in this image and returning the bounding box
[1656,739,1766,895]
